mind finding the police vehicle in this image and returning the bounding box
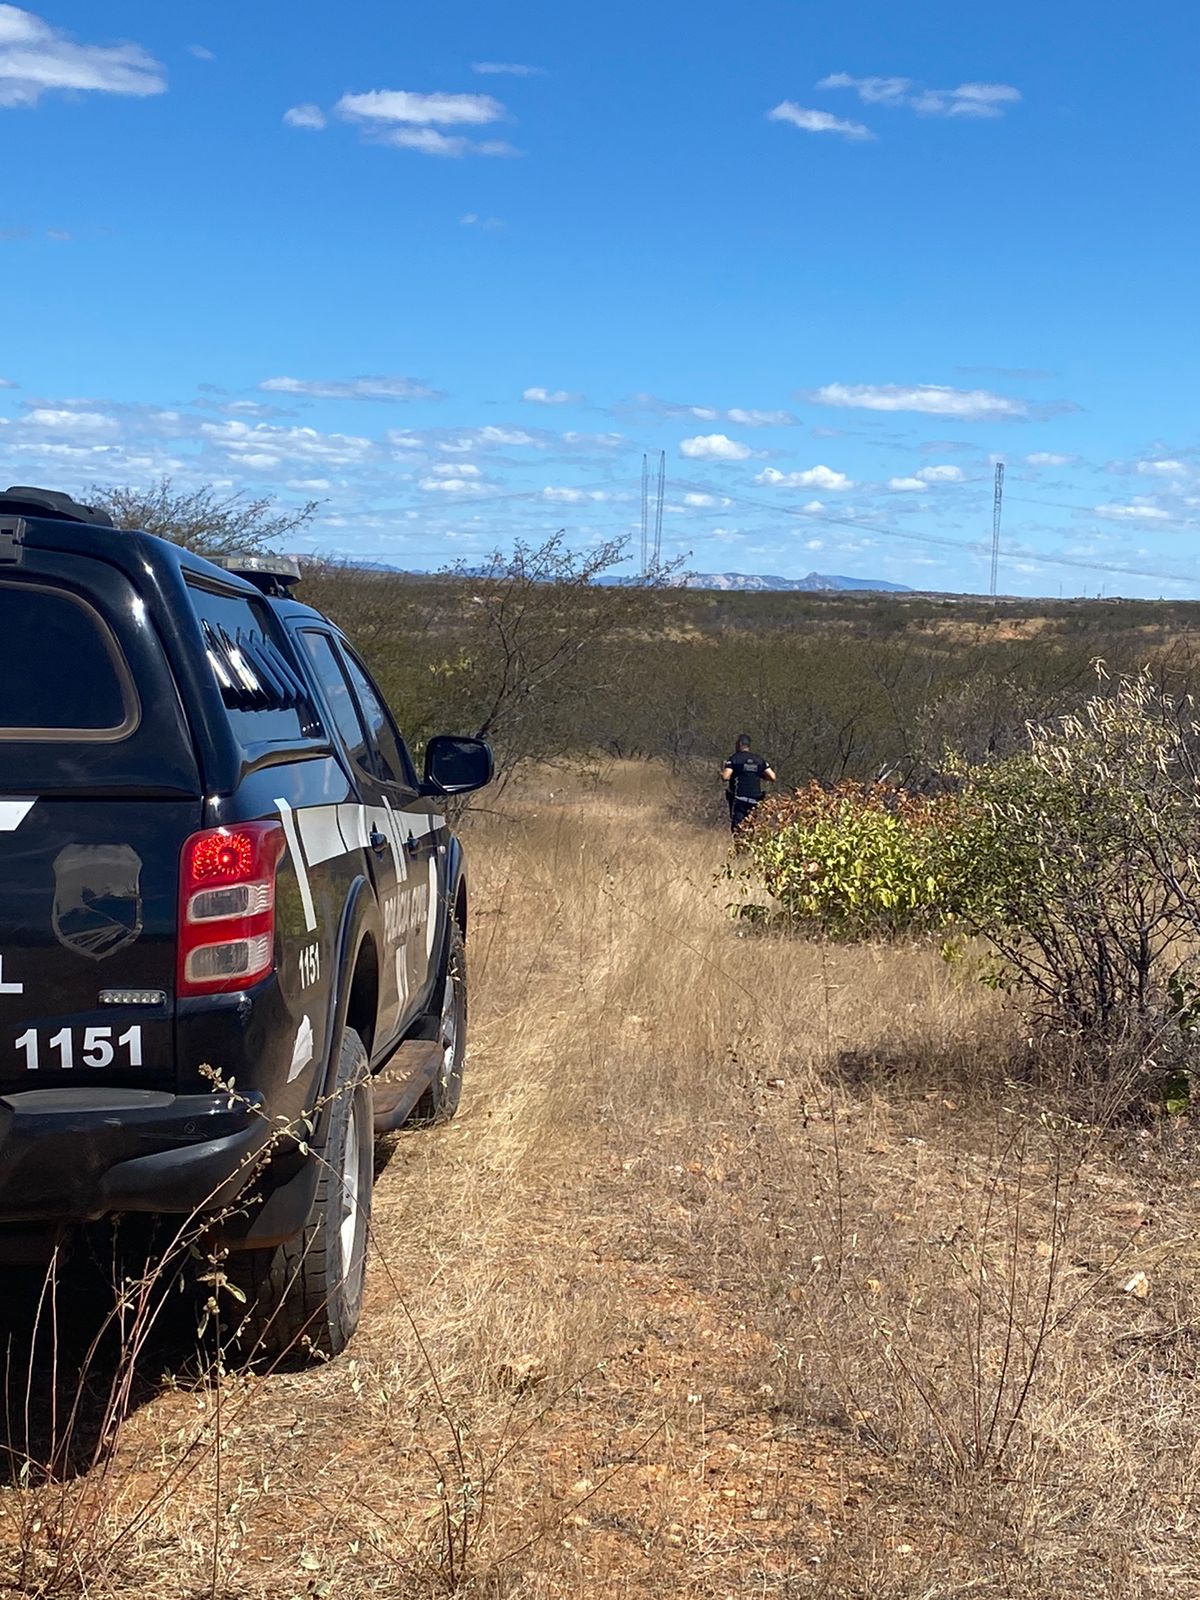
[0,485,493,1358]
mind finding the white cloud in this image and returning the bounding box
[916,463,964,483]
[620,393,717,422]
[726,407,796,427]
[1094,500,1172,522]
[283,102,326,131]
[0,5,166,107]
[460,212,504,229]
[817,73,913,106]
[888,476,928,492]
[188,45,215,62]
[523,386,581,405]
[819,73,1020,120]
[336,89,505,127]
[419,462,485,494]
[683,491,727,508]
[201,420,374,469]
[219,400,280,417]
[542,486,612,503]
[756,464,853,490]
[475,425,542,447]
[260,374,441,402]
[0,376,16,388]
[680,433,755,462]
[768,100,874,140]
[384,127,517,157]
[332,88,516,156]
[419,476,479,494]
[561,430,624,449]
[810,382,1028,421]
[385,423,555,456]
[1136,458,1187,477]
[1026,451,1074,467]
[24,406,119,436]
[915,82,1021,118]
[620,393,796,427]
[471,62,544,77]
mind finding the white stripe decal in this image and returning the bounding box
[276,798,317,933]
[299,804,349,867]
[381,795,407,881]
[426,854,439,959]
[337,803,369,853]
[396,807,438,840]
[0,798,35,832]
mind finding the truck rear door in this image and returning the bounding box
[0,549,201,1094]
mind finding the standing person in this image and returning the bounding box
[722,734,776,833]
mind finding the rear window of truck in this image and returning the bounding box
[187,581,318,749]
[0,581,138,740]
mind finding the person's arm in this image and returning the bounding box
[763,762,777,783]
[721,762,734,782]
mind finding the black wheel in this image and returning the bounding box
[410,920,467,1125]
[226,1026,373,1364]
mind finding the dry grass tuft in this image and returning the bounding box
[3,762,1200,1596]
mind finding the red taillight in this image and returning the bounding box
[178,822,285,996]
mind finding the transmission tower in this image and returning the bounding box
[640,454,649,575]
[990,461,1005,598]
[653,450,665,568]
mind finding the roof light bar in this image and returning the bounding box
[212,552,302,583]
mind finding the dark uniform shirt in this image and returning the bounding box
[726,751,769,801]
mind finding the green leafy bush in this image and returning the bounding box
[741,670,1200,1050]
[740,781,982,941]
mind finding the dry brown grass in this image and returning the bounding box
[4,763,1200,1597]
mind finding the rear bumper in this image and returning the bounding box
[0,1087,269,1224]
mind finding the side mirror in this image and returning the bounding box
[421,735,494,797]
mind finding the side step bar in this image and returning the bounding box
[372,1039,442,1134]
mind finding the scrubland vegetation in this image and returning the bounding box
[301,551,1200,803]
[6,770,1200,1597]
[7,541,1200,1595]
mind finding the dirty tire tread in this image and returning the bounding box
[227,1026,372,1366]
[410,920,467,1126]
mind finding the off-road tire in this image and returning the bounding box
[410,921,467,1125]
[226,1026,373,1364]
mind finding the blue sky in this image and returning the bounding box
[2,1,1198,596]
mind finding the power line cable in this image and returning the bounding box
[670,475,1200,590]
[1006,491,1200,529]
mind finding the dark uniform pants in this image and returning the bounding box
[728,795,759,833]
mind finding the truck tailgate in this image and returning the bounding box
[0,796,201,1093]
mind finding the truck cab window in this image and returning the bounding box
[297,630,372,766]
[340,650,417,790]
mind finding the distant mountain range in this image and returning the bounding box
[338,561,911,595]
[675,571,912,594]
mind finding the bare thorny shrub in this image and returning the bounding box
[89,478,319,558]
[960,667,1200,1042]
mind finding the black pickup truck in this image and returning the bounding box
[0,486,492,1359]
